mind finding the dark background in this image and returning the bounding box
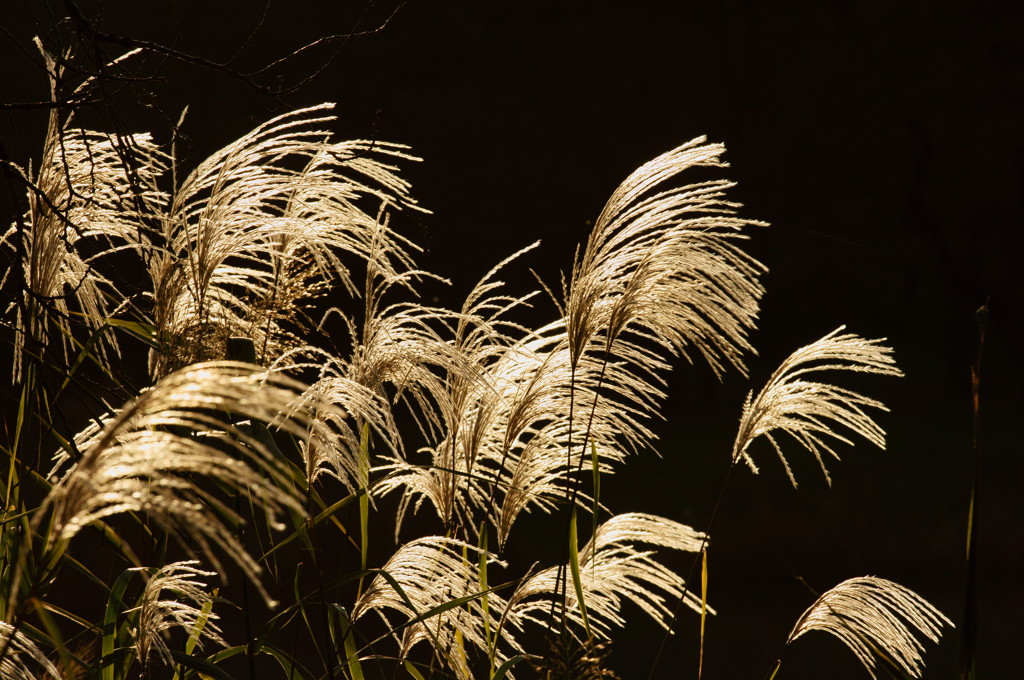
[2,2,1021,678]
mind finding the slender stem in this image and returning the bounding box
[959,300,987,679]
[551,342,613,633]
[307,526,337,680]
[646,457,739,680]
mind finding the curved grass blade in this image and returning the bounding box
[260,491,359,561]
[101,569,136,680]
[478,523,492,670]
[359,422,370,574]
[256,644,314,680]
[568,506,591,639]
[32,598,71,678]
[492,654,525,680]
[169,650,233,680]
[332,605,365,680]
[403,659,427,680]
[184,595,216,656]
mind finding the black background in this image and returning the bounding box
[2,2,1021,678]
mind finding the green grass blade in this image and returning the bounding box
[478,522,493,673]
[257,644,313,680]
[184,594,216,656]
[51,318,118,402]
[292,563,326,670]
[170,650,234,680]
[568,506,591,639]
[333,605,365,680]
[359,567,500,661]
[103,317,158,348]
[403,660,427,680]
[33,598,71,676]
[5,378,30,509]
[35,597,98,631]
[201,644,246,666]
[492,655,525,680]
[260,491,359,561]
[101,569,136,680]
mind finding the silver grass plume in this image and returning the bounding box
[785,576,952,679]
[732,327,903,486]
[338,218,456,443]
[470,141,764,537]
[486,327,662,546]
[502,513,706,638]
[40,361,346,602]
[352,537,505,680]
[1,43,167,383]
[150,103,423,377]
[463,320,670,546]
[0,621,62,680]
[315,288,458,509]
[130,560,225,670]
[272,217,460,518]
[378,141,768,541]
[278,349,400,491]
[393,244,546,532]
[375,325,624,544]
[343,225,486,530]
[566,137,765,378]
[274,214,454,501]
[376,316,661,545]
[372,246,571,536]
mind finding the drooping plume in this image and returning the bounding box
[42,361,346,601]
[352,537,505,680]
[1,43,167,382]
[732,327,903,486]
[0,621,61,680]
[566,137,766,378]
[785,576,952,679]
[130,560,225,669]
[502,513,707,638]
[149,103,424,377]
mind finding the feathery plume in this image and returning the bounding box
[130,560,225,669]
[731,327,903,486]
[290,353,400,491]
[41,361,346,601]
[503,513,706,638]
[150,103,424,377]
[375,323,628,545]
[566,137,765,378]
[1,43,167,382]
[0,621,61,680]
[371,245,543,533]
[488,327,670,543]
[785,576,952,679]
[339,223,455,441]
[378,141,768,541]
[352,537,504,680]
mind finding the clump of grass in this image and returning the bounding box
[0,42,952,680]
